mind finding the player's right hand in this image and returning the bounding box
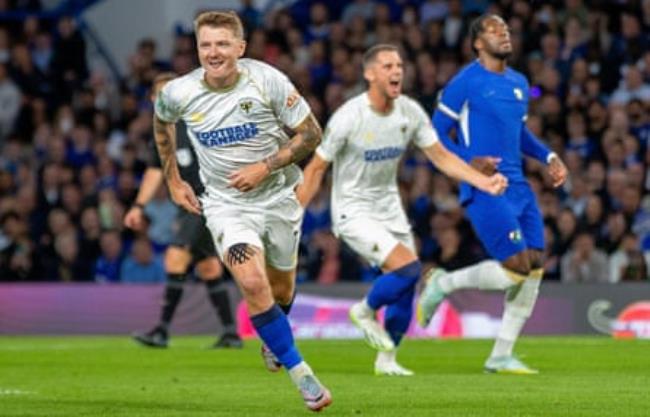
[470,156,501,175]
[124,206,145,231]
[484,173,508,195]
[168,180,201,215]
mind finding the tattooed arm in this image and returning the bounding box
[228,113,323,192]
[153,115,201,214]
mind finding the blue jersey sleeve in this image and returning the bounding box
[521,125,552,163]
[432,73,468,157]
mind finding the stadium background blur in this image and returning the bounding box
[1,0,649,285]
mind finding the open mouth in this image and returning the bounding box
[208,60,224,70]
[389,80,400,87]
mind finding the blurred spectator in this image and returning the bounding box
[609,232,649,283]
[0,62,21,141]
[144,186,177,248]
[239,0,263,33]
[50,16,88,102]
[94,229,123,283]
[0,210,33,280]
[561,231,609,283]
[610,65,650,105]
[120,236,165,283]
[342,0,376,24]
[52,232,92,281]
[598,211,628,254]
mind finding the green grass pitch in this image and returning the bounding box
[0,337,648,416]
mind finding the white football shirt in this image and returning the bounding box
[155,58,310,206]
[317,93,438,231]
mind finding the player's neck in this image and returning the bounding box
[204,70,240,91]
[367,89,393,114]
[478,55,507,73]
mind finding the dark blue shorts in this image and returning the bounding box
[465,182,544,261]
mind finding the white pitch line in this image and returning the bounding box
[0,388,36,396]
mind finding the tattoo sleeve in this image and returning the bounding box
[153,115,180,183]
[263,113,322,171]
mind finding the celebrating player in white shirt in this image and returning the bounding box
[297,44,507,376]
[153,11,331,412]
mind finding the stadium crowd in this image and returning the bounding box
[0,0,649,283]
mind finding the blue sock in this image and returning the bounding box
[251,304,302,369]
[366,261,421,310]
[384,288,415,346]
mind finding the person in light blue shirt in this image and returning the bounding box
[120,236,165,284]
[418,14,568,374]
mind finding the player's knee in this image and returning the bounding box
[272,282,294,305]
[501,252,531,277]
[196,258,223,280]
[237,273,269,300]
[165,246,192,273]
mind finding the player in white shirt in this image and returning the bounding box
[153,11,331,412]
[297,44,508,376]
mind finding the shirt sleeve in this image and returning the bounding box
[267,67,311,129]
[437,72,468,122]
[154,83,182,123]
[432,74,468,156]
[316,108,350,162]
[520,125,552,163]
[409,100,439,149]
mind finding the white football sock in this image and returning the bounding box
[490,269,543,358]
[288,361,313,387]
[375,349,397,366]
[437,260,523,294]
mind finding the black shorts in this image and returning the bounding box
[170,210,218,262]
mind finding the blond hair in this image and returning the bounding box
[194,10,244,39]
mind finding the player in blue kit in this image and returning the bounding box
[417,14,568,374]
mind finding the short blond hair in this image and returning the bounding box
[194,10,244,39]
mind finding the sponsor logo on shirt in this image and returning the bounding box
[364,146,405,162]
[194,123,259,147]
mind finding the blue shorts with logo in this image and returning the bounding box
[464,182,544,261]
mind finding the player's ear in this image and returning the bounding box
[363,65,374,84]
[473,37,483,53]
[238,40,247,58]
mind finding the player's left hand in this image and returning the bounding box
[483,173,508,195]
[228,162,270,192]
[547,154,568,188]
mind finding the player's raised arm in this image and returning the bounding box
[423,141,507,195]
